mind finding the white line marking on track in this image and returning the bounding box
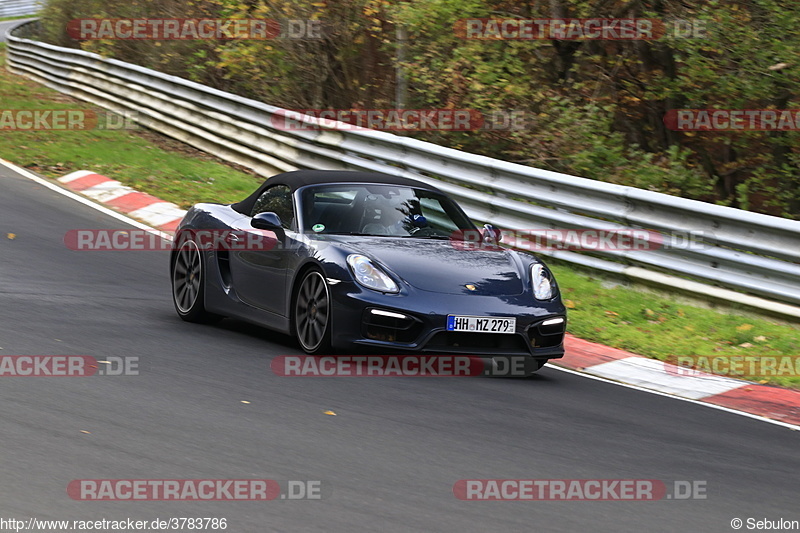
[0,158,173,242]
[128,202,186,227]
[80,181,134,203]
[547,364,800,432]
[58,170,97,183]
[584,357,746,399]
[2,157,797,433]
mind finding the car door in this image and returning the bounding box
[228,185,296,316]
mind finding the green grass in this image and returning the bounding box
[2,42,800,389]
[0,44,261,208]
[553,265,800,389]
[0,15,37,22]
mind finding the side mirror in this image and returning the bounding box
[482,224,502,243]
[252,212,285,241]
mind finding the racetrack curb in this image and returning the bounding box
[55,168,800,428]
[58,171,185,233]
[559,335,800,426]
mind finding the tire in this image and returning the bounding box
[171,238,221,323]
[293,269,332,354]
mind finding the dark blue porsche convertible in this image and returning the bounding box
[170,170,566,373]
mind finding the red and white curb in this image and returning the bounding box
[559,335,800,426]
[58,171,186,233]
[53,168,800,429]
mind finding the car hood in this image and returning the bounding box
[331,236,526,295]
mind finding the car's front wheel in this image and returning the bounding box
[294,270,332,354]
[171,238,220,323]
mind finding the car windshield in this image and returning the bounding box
[299,184,476,238]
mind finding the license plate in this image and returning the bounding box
[446,316,516,334]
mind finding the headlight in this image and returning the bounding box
[347,254,399,293]
[531,263,553,300]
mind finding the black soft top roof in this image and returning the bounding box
[232,170,443,215]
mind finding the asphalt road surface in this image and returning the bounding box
[0,163,797,533]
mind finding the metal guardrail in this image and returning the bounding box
[5,19,800,317]
[0,0,40,18]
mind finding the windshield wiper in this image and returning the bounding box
[400,234,450,240]
[328,232,451,239]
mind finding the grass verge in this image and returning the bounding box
[0,15,37,22]
[2,43,799,389]
[553,265,800,389]
[0,43,261,208]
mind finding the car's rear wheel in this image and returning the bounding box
[172,238,220,323]
[294,270,332,354]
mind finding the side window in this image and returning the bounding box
[251,185,294,229]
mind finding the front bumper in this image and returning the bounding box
[328,281,566,361]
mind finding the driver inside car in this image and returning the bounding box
[362,195,428,235]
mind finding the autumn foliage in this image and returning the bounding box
[37,0,800,217]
